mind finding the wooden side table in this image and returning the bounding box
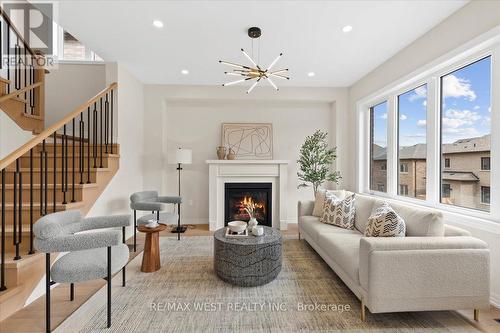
[137,224,167,272]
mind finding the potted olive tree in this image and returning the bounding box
[297,130,341,197]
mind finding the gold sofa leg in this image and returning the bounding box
[474,309,479,321]
[361,299,366,322]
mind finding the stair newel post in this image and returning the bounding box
[39,142,44,216]
[72,118,75,202]
[62,125,67,205]
[93,103,97,168]
[17,163,22,258]
[24,43,27,114]
[53,132,57,211]
[99,97,103,168]
[44,148,48,216]
[105,93,109,153]
[1,169,6,291]
[13,159,20,260]
[79,113,84,185]
[29,148,34,254]
[87,107,91,184]
[110,89,114,154]
[6,19,10,93]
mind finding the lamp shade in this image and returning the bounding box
[175,148,192,164]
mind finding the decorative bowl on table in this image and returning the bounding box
[228,221,247,233]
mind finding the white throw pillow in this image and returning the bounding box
[312,189,346,217]
[320,192,355,229]
[364,202,406,237]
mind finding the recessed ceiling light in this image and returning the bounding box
[181,69,189,75]
[153,20,164,28]
[342,25,353,33]
[307,72,315,77]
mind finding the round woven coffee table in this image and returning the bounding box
[213,226,282,287]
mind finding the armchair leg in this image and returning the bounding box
[70,283,74,301]
[107,246,112,328]
[133,210,137,252]
[45,253,51,333]
[298,232,301,240]
[360,299,366,322]
[474,309,479,321]
[178,203,181,241]
[122,226,126,287]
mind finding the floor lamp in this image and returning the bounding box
[173,148,192,234]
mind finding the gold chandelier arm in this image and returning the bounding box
[270,69,288,75]
[222,77,253,86]
[219,60,251,70]
[247,78,261,94]
[268,73,290,80]
[225,72,248,77]
[241,48,261,70]
[266,53,282,72]
[266,77,279,91]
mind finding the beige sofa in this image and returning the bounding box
[298,193,490,321]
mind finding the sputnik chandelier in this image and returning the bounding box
[219,27,289,94]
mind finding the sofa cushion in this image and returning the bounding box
[365,202,406,237]
[317,232,362,284]
[312,189,346,217]
[354,194,444,237]
[389,201,444,236]
[320,192,356,229]
[354,194,380,233]
[299,216,360,243]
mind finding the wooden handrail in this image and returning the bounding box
[0,82,42,103]
[0,82,117,170]
[0,7,38,57]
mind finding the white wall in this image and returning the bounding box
[143,85,348,224]
[346,0,500,306]
[0,111,33,159]
[45,63,106,126]
[87,63,144,221]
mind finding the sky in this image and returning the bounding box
[373,56,491,147]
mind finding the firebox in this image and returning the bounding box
[224,183,272,227]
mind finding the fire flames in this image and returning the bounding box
[238,196,265,218]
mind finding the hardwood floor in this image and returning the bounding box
[1,223,498,333]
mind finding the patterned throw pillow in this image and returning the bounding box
[312,189,346,217]
[364,202,406,237]
[320,192,356,229]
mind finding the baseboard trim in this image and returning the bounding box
[490,292,500,308]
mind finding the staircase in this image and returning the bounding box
[0,9,120,321]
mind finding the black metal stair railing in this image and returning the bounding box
[0,83,117,292]
[1,8,39,115]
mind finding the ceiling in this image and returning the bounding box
[49,0,467,87]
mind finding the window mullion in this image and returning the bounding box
[490,45,500,219]
[426,77,440,205]
[387,96,398,197]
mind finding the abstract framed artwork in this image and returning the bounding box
[221,123,273,159]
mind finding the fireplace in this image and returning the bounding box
[224,183,272,227]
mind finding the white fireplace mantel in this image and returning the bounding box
[206,160,289,231]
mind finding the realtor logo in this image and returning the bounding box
[1,1,55,56]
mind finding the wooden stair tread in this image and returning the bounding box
[2,201,84,210]
[1,183,97,189]
[0,284,23,300]
[4,252,44,268]
[22,113,43,120]
[0,77,11,84]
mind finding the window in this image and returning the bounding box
[481,157,490,170]
[399,185,409,196]
[440,56,491,212]
[481,186,490,204]
[442,184,452,198]
[370,101,388,192]
[445,158,451,168]
[398,85,427,199]
[62,31,103,61]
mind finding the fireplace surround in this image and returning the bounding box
[206,160,289,231]
[224,182,272,227]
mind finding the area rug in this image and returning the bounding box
[57,236,480,333]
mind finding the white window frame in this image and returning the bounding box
[357,28,500,224]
